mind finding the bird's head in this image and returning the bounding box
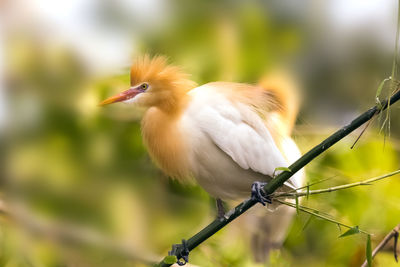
[99,55,196,112]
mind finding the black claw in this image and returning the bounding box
[169,239,189,266]
[251,181,272,205]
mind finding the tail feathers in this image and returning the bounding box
[249,204,296,263]
[250,73,301,263]
[258,71,300,135]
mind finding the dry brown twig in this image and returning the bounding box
[361,223,400,267]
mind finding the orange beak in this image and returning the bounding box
[99,86,144,106]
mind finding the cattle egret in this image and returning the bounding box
[100,55,305,263]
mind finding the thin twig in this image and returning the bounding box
[350,117,374,149]
[284,175,337,194]
[361,223,400,267]
[272,170,400,199]
[276,199,370,235]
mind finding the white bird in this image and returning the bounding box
[100,55,305,263]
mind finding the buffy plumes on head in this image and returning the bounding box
[100,55,305,262]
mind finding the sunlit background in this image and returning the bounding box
[1,0,400,266]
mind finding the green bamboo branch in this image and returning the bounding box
[272,169,400,199]
[158,88,400,267]
[275,199,370,235]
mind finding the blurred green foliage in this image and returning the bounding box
[2,1,400,266]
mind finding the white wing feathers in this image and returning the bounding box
[197,105,287,176]
[187,86,297,189]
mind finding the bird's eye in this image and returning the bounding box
[141,83,149,90]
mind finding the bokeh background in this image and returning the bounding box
[1,0,400,266]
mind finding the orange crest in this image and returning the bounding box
[130,55,196,89]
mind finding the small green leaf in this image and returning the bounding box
[274,167,292,173]
[163,255,177,264]
[339,226,360,238]
[366,234,372,267]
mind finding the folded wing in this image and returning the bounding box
[187,84,298,189]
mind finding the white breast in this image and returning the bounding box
[179,84,303,200]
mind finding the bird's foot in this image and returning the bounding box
[251,181,272,206]
[216,198,226,219]
[169,239,190,266]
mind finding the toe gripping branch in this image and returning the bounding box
[251,181,272,206]
[169,239,190,266]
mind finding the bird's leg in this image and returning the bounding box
[216,198,226,219]
[169,239,189,266]
[251,181,272,206]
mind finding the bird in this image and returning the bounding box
[100,55,305,263]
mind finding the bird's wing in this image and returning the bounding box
[187,85,297,189]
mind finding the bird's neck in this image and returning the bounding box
[155,80,194,114]
[157,92,189,115]
[141,104,190,180]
